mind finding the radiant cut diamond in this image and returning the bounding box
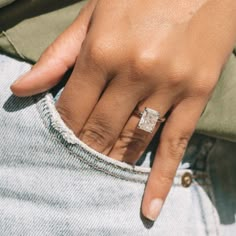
[138,108,160,133]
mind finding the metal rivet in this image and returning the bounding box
[181,172,193,188]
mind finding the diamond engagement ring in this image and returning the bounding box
[135,107,166,133]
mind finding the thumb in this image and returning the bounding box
[11,0,97,97]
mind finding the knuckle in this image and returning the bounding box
[168,62,192,86]
[86,38,114,64]
[191,68,219,96]
[197,67,219,81]
[41,44,60,66]
[119,130,148,152]
[56,104,81,134]
[133,51,158,76]
[41,43,69,71]
[87,41,106,63]
[164,134,190,161]
[81,115,115,150]
[158,173,174,187]
[168,61,219,96]
[43,44,57,58]
[81,129,108,149]
[191,83,212,97]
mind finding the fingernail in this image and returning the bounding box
[11,78,22,86]
[146,198,163,221]
[11,71,29,86]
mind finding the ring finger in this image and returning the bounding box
[108,93,173,164]
[79,75,150,154]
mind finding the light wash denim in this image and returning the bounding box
[0,54,236,235]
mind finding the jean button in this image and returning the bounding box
[181,172,193,188]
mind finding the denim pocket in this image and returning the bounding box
[35,89,216,186]
[34,92,221,235]
[0,54,222,235]
[35,92,151,183]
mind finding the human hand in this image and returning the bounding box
[11,0,236,221]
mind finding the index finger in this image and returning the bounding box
[10,0,97,97]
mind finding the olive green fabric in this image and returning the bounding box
[0,0,87,62]
[1,0,236,142]
[0,0,15,8]
[197,54,236,142]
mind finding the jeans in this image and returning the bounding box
[0,54,236,235]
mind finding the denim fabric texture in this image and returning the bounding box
[0,54,236,235]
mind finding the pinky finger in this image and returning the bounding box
[141,97,208,221]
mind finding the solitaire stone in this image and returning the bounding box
[137,108,160,133]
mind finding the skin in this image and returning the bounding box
[11,0,236,221]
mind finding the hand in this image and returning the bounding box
[11,0,236,221]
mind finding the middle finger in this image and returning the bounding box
[79,75,149,154]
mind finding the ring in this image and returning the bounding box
[134,107,166,133]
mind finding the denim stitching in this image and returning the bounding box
[34,93,150,183]
[32,94,190,185]
[34,92,212,186]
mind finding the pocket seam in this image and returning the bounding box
[34,92,211,185]
[34,93,151,183]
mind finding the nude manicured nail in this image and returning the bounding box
[11,71,30,86]
[146,198,163,221]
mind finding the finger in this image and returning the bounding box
[55,49,108,136]
[78,76,147,154]
[108,93,172,164]
[141,97,208,221]
[10,0,97,97]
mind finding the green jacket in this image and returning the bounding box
[1,0,236,142]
